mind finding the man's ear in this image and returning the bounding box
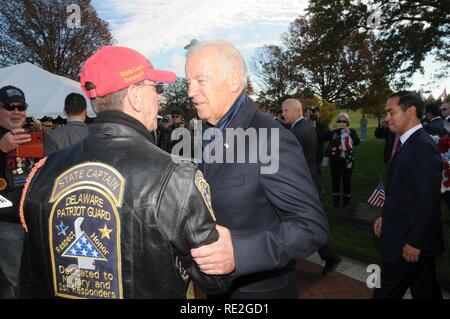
[227,70,241,93]
[407,106,418,118]
[126,85,144,112]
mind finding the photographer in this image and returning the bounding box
[326,113,360,209]
[0,85,37,298]
[306,106,330,178]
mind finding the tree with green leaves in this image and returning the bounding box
[284,15,374,109]
[161,77,195,119]
[0,0,114,80]
[251,45,300,109]
[307,0,450,83]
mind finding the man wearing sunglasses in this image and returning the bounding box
[0,85,32,298]
[18,46,230,299]
[440,103,450,124]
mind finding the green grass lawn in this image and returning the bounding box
[321,110,450,292]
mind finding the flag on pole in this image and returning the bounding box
[440,88,447,100]
[368,180,385,208]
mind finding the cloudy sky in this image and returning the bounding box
[92,0,448,99]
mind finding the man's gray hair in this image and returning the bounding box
[90,88,126,113]
[283,99,303,111]
[186,40,248,89]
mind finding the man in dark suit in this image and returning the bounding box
[185,40,328,298]
[373,91,445,299]
[44,93,89,155]
[281,99,320,188]
[282,98,342,275]
[423,102,446,137]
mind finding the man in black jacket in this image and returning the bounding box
[19,46,230,299]
[373,91,444,299]
[186,40,328,298]
[0,85,34,298]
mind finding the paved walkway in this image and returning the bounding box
[196,253,449,299]
[300,253,449,299]
[296,258,372,299]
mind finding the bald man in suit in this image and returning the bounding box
[282,99,342,275]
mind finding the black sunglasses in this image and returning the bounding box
[442,108,448,111]
[140,82,164,94]
[1,103,27,112]
[337,120,348,123]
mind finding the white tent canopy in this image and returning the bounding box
[0,62,95,118]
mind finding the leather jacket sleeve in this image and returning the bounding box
[157,162,231,295]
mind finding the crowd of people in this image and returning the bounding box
[0,39,448,299]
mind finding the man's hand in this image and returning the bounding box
[191,225,235,275]
[373,217,382,238]
[0,129,31,153]
[403,244,421,263]
[31,118,42,131]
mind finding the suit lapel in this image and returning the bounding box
[202,98,257,182]
[387,128,422,188]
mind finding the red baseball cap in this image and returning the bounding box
[80,46,176,98]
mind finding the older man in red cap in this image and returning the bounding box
[19,46,231,299]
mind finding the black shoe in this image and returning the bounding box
[322,255,343,276]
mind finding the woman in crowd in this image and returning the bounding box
[327,113,360,209]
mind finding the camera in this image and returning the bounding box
[8,130,45,158]
[308,106,319,122]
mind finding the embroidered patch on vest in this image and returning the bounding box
[48,163,125,299]
[0,178,7,191]
[194,170,216,221]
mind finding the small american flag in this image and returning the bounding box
[368,181,385,208]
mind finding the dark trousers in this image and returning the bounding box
[330,160,353,206]
[318,244,336,261]
[442,191,450,212]
[330,160,353,195]
[208,269,298,299]
[0,221,25,298]
[373,257,442,299]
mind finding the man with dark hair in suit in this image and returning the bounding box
[424,102,446,137]
[186,40,328,298]
[44,93,89,155]
[373,90,445,299]
[282,98,342,276]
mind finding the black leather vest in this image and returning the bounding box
[20,115,229,299]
